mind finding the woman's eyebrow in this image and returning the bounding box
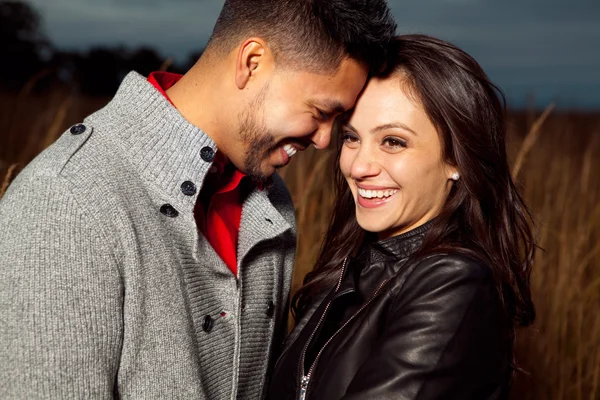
[371,122,418,136]
[343,122,418,136]
[343,122,359,132]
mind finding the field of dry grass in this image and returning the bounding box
[1,86,599,399]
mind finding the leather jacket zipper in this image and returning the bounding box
[298,259,395,399]
[298,258,348,400]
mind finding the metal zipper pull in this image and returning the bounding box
[299,375,310,400]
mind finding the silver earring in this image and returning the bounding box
[451,172,460,181]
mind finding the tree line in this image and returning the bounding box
[0,1,198,96]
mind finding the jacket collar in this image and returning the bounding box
[336,219,434,298]
[369,219,434,262]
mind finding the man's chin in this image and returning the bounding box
[241,149,282,185]
[241,161,277,186]
[258,163,283,182]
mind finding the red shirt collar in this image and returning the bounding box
[147,71,182,107]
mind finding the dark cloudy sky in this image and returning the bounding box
[25,0,600,109]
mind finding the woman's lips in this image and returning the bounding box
[356,187,398,209]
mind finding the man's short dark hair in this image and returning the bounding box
[206,0,397,73]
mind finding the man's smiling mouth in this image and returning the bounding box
[283,144,297,158]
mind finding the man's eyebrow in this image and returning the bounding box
[316,99,346,113]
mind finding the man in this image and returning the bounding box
[0,0,396,398]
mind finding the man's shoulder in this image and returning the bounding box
[25,122,97,180]
[2,120,129,213]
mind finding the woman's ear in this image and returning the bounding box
[445,163,460,182]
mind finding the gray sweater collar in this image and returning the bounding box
[87,71,219,209]
[85,71,293,253]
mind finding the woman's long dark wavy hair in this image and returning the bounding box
[292,34,536,361]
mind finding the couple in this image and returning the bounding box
[0,0,535,399]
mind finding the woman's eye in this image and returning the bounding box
[382,137,407,148]
[342,132,359,144]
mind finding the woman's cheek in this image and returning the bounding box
[339,147,353,177]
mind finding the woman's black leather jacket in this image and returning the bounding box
[266,222,511,400]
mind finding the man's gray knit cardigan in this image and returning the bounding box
[0,72,297,399]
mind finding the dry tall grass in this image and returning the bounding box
[507,111,600,400]
[1,88,599,399]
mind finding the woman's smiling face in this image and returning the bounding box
[340,74,457,239]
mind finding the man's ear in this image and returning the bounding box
[235,37,272,90]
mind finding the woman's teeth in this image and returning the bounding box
[283,144,297,158]
[358,188,398,199]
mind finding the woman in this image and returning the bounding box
[266,35,536,400]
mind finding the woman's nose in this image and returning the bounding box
[350,147,380,179]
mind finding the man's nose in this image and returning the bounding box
[310,121,334,150]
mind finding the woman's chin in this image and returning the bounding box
[356,220,388,235]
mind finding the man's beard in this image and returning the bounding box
[238,84,281,185]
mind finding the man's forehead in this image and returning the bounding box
[289,64,367,110]
[295,60,366,87]
[310,82,364,111]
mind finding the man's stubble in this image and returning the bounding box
[238,83,281,185]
